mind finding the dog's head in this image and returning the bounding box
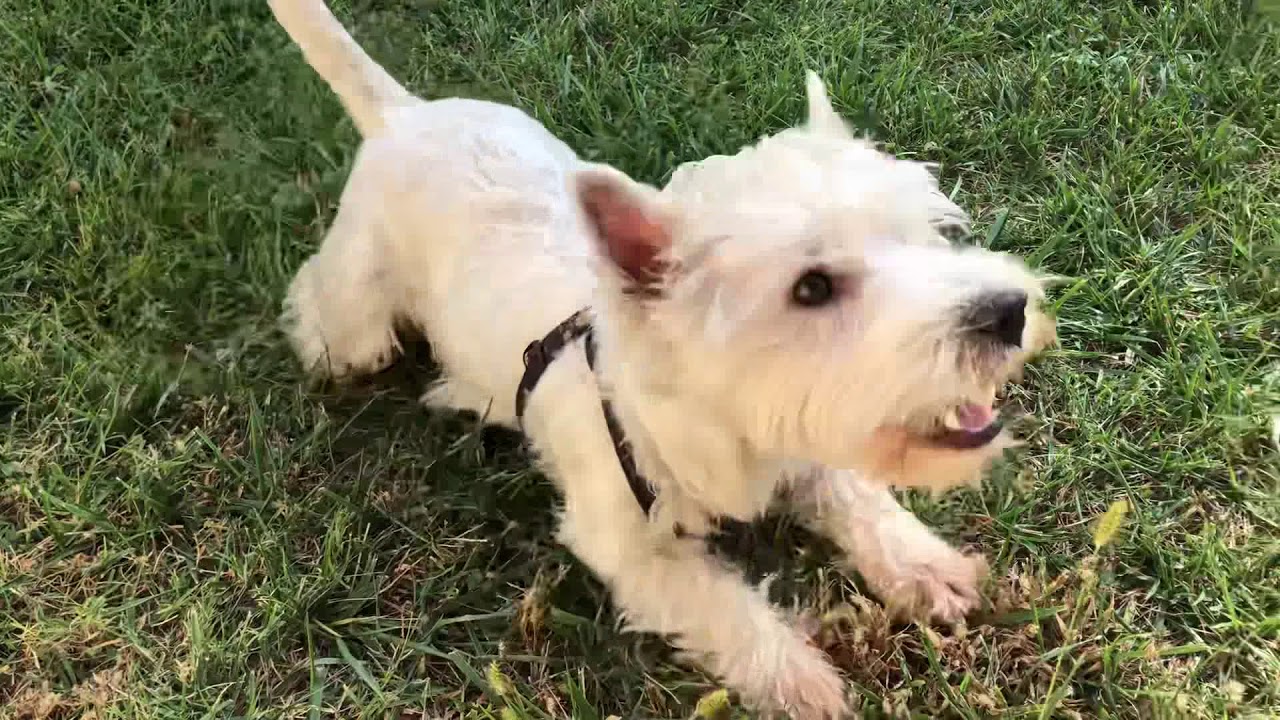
[574,73,1056,492]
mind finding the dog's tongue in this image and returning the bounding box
[955,403,996,432]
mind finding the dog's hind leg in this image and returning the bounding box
[419,378,517,427]
[283,205,402,380]
[559,503,848,719]
[789,467,987,623]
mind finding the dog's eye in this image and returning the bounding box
[791,270,836,307]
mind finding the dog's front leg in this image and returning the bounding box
[789,467,987,623]
[559,501,848,719]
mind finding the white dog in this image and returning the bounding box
[270,0,1056,716]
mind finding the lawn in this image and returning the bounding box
[2,0,1278,717]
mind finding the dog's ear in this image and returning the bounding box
[574,166,673,289]
[805,70,851,138]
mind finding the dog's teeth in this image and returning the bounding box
[943,407,963,430]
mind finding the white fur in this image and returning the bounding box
[270,1,1056,716]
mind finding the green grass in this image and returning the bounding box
[2,0,1278,717]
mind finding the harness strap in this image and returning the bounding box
[515,310,657,516]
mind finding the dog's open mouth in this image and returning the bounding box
[905,381,1007,450]
[929,401,1004,449]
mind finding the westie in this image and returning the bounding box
[271,0,1056,716]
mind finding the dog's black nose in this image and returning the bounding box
[967,291,1027,347]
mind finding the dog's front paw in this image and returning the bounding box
[882,548,986,623]
[863,529,987,623]
[738,635,848,719]
[778,658,848,720]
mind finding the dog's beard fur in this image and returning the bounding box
[270,1,1058,713]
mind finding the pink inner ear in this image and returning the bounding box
[580,181,670,285]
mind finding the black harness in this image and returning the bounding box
[514,310,657,515]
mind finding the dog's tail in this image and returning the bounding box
[269,0,411,136]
